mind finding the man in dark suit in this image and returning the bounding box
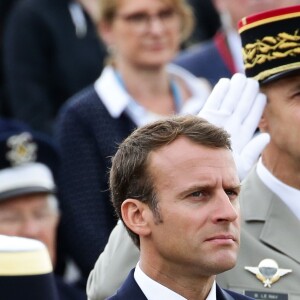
[105,115,252,300]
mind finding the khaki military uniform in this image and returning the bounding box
[217,167,300,300]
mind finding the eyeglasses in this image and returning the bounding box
[115,8,179,33]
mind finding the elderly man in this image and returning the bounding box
[0,123,86,299]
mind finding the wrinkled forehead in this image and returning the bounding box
[148,139,238,185]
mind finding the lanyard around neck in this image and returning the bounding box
[114,70,183,113]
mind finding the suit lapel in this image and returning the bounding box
[216,284,234,300]
[113,269,147,300]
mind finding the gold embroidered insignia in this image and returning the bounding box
[242,30,300,69]
[6,132,37,166]
[245,259,292,288]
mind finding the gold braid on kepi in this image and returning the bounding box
[238,5,300,84]
[0,235,59,300]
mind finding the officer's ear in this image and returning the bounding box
[258,88,269,133]
[258,108,268,133]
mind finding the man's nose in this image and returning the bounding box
[212,191,239,223]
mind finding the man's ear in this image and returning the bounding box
[258,107,268,133]
[121,199,152,237]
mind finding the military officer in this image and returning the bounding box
[217,4,300,299]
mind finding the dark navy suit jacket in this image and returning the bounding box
[107,269,254,300]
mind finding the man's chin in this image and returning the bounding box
[214,252,238,273]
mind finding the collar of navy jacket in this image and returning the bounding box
[107,269,254,300]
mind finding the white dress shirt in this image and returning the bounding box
[134,262,217,300]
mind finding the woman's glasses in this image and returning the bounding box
[116,8,179,33]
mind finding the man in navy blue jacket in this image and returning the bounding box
[106,115,253,300]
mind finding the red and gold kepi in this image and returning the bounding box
[238,5,300,84]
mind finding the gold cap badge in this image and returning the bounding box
[6,132,37,166]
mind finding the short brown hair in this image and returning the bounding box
[109,115,232,247]
[99,0,195,42]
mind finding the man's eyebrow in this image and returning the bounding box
[176,183,213,198]
[224,184,241,192]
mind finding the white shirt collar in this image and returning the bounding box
[94,66,130,118]
[256,157,300,220]
[134,262,217,300]
[94,64,210,126]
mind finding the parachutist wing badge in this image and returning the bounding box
[245,266,259,275]
[245,259,292,288]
